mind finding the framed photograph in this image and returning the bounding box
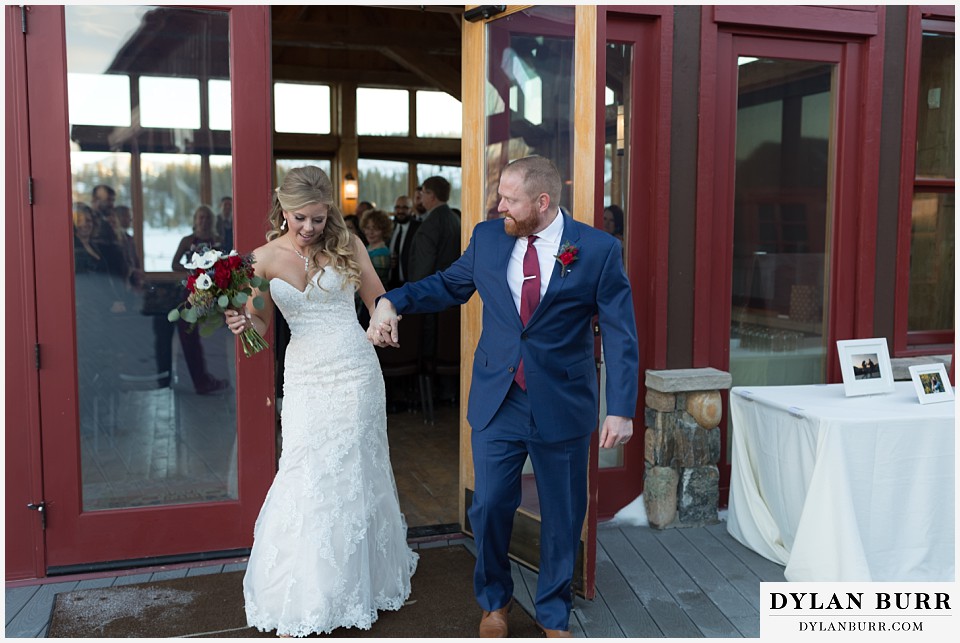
[836,338,894,397]
[909,363,954,405]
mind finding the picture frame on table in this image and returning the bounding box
[836,338,894,397]
[908,363,954,405]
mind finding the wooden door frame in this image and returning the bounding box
[692,6,884,501]
[460,4,602,598]
[22,4,275,571]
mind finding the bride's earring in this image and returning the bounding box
[280,219,287,231]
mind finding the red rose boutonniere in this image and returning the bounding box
[554,241,579,277]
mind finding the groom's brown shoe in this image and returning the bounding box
[479,600,512,637]
[537,622,573,638]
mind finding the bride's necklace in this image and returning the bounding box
[290,240,309,273]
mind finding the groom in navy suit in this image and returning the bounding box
[370,156,638,637]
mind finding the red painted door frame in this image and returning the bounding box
[593,7,672,519]
[692,7,884,502]
[6,5,46,581]
[23,4,275,571]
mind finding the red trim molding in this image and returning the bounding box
[713,5,880,36]
[594,7,673,520]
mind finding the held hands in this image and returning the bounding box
[599,415,633,449]
[225,308,253,336]
[367,298,401,347]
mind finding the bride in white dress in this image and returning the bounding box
[225,166,417,637]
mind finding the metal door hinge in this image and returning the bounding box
[27,502,46,529]
[20,6,27,34]
[35,343,40,369]
[27,176,34,205]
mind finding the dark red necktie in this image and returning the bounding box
[515,235,540,390]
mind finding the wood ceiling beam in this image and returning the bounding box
[272,5,308,23]
[272,23,460,56]
[378,46,462,100]
[366,5,465,15]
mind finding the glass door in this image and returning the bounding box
[462,4,597,595]
[729,57,837,388]
[27,5,275,570]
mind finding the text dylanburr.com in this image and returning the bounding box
[761,583,955,640]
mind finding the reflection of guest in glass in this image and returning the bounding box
[360,209,394,288]
[74,203,127,423]
[172,205,220,269]
[216,196,234,254]
[114,205,143,290]
[603,204,625,243]
[91,184,116,222]
[171,205,229,395]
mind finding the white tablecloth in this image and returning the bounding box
[727,382,955,581]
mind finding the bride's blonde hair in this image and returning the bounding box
[266,166,361,290]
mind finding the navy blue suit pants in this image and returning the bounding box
[468,382,590,630]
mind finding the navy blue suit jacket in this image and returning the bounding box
[384,211,639,442]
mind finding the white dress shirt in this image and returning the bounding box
[506,211,564,317]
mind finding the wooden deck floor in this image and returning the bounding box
[5,522,784,638]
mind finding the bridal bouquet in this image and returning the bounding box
[167,246,270,357]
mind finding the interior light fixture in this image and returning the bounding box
[343,172,359,200]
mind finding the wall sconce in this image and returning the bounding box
[343,173,359,200]
[616,105,625,156]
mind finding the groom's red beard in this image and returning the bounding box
[503,209,540,237]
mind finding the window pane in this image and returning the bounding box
[729,58,837,388]
[416,90,462,138]
[916,33,955,179]
[357,159,408,214]
[140,77,201,129]
[909,192,955,331]
[416,164,461,211]
[276,158,332,187]
[484,7,575,217]
[67,74,131,126]
[209,79,231,131]
[274,83,331,134]
[357,87,409,136]
[66,6,237,511]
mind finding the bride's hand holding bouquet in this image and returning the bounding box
[167,246,270,357]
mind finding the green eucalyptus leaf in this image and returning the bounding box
[252,296,266,310]
[217,294,230,308]
[167,309,181,322]
[182,308,199,324]
[233,292,249,306]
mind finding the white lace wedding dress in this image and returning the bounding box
[243,267,418,638]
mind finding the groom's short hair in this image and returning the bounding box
[504,156,562,210]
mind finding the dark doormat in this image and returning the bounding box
[48,545,543,638]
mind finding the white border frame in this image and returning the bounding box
[836,338,895,396]
[909,363,955,405]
